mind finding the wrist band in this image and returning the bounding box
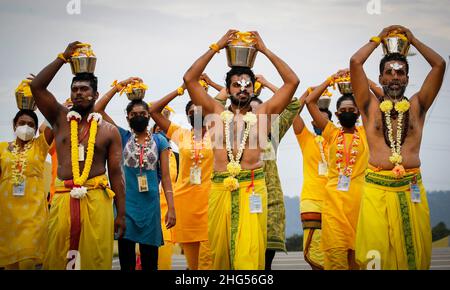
[327,76,335,86]
[177,87,185,96]
[57,53,68,63]
[209,43,220,53]
[370,36,381,45]
[307,87,313,94]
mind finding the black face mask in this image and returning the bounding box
[188,113,204,128]
[338,112,358,128]
[129,116,149,133]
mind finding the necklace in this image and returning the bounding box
[190,130,208,169]
[379,99,410,178]
[67,111,102,198]
[335,128,360,177]
[133,131,151,169]
[11,139,33,186]
[220,110,257,191]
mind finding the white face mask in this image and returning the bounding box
[15,125,35,141]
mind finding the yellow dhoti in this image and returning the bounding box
[209,168,267,270]
[355,166,431,270]
[300,199,324,270]
[43,175,115,270]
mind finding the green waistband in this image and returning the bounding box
[365,171,422,188]
[212,168,265,183]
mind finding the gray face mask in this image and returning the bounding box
[15,125,35,141]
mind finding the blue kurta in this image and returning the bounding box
[118,127,169,246]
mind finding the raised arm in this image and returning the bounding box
[214,87,228,106]
[148,85,184,133]
[94,77,142,127]
[184,30,238,115]
[292,90,309,135]
[305,79,333,131]
[368,79,384,99]
[107,126,126,238]
[30,42,81,124]
[401,26,446,111]
[252,32,300,116]
[256,74,279,94]
[350,26,400,114]
[201,73,224,92]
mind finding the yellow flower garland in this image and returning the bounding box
[230,31,256,46]
[70,118,98,186]
[118,81,148,96]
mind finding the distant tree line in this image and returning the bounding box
[432,222,450,242]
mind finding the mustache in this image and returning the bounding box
[388,80,404,86]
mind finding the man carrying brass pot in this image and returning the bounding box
[30,41,126,270]
[183,30,300,270]
[350,25,446,270]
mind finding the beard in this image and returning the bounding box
[229,92,254,109]
[382,81,407,100]
[72,102,94,116]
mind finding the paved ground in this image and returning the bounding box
[112,247,450,270]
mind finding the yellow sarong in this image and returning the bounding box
[209,168,267,270]
[300,199,324,270]
[43,175,115,270]
[356,166,431,270]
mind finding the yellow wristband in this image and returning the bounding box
[209,43,220,53]
[177,87,185,96]
[307,87,313,94]
[327,76,335,86]
[57,53,68,63]
[370,36,381,45]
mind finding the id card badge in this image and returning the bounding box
[190,167,202,185]
[318,161,328,176]
[78,144,85,162]
[410,176,421,203]
[13,182,25,197]
[137,175,149,192]
[337,174,351,192]
[249,192,263,214]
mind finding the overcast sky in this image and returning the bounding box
[1,0,449,196]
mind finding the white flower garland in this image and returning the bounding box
[220,110,257,190]
[379,99,410,177]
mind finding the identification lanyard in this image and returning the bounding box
[137,145,149,192]
[247,170,262,214]
[342,131,356,172]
